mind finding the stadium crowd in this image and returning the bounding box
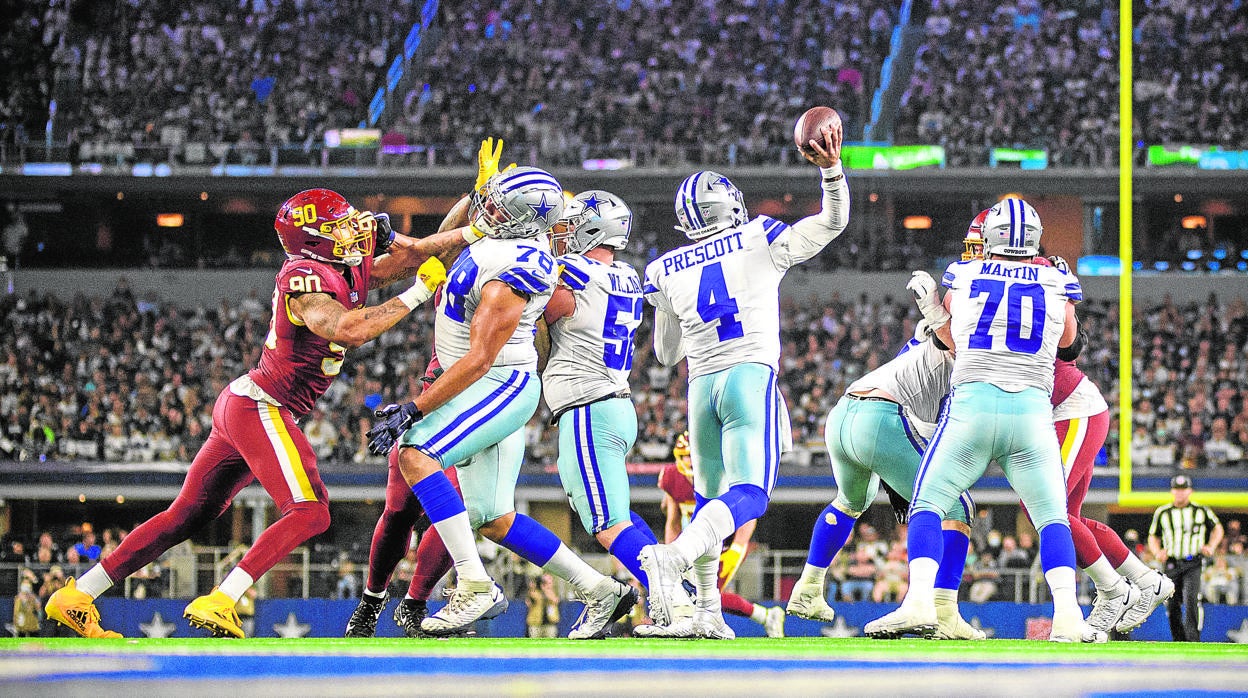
[5,0,1246,168]
[893,0,1118,167]
[2,281,1246,471]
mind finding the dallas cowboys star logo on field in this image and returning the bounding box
[580,193,604,215]
[1227,619,1248,643]
[274,612,311,638]
[529,194,555,221]
[819,616,860,638]
[140,612,177,638]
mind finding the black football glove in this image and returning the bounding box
[366,401,422,455]
[374,212,396,256]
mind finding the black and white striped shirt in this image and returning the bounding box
[1150,502,1221,560]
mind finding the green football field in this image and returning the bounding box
[4,637,1248,696]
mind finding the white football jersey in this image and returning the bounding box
[434,236,555,371]
[942,259,1082,394]
[1052,375,1110,422]
[644,215,806,379]
[543,254,643,415]
[846,339,953,440]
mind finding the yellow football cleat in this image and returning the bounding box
[184,588,245,639]
[45,577,123,638]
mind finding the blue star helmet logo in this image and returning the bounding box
[580,193,604,215]
[529,194,555,221]
[714,175,733,189]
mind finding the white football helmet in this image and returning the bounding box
[674,170,748,240]
[470,166,565,240]
[981,198,1042,257]
[553,190,633,254]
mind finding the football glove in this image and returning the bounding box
[719,542,748,587]
[474,137,517,193]
[367,402,422,455]
[1047,255,1070,273]
[907,270,951,327]
[373,212,396,256]
[417,256,447,293]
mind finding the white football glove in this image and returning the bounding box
[907,270,950,327]
[1047,255,1070,273]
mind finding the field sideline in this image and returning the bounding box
[4,637,1248,697]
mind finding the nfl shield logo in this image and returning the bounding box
[349,291,359,303]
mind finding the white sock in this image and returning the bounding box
[904,558,939,609]
[1115,555,1155,585]
[218,568,254,602]
[432,512,490,582]
[362,588,386,602]
[1084,556,1129,594]
[671,499,736,566]
[798,563,827,586]
[933,588,959,607]
[543,543,605,592]
[749,604,768,624]
[693,552,721,614]
[1045,566,1081,618]
[75,564,114,599]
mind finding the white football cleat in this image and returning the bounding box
[1086,581,1140,634]
[786,577,837,623]
[638,544,692,627]
[1050,614,1109,643]
[1117,572,1175,633]
[568,578,638,640]
[694,609,736,640]
[865,602,938,639]
[634,615,700,638]
[763,606,786,638]
[934,594,985,640]
[419,579,507,636]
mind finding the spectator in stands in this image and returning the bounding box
[872,542,910,603]
[72,526,101,563]
[842,547,878,602]
[1203,553,1241,605]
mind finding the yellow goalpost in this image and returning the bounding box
[1114,3,1248,508]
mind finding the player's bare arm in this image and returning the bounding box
[413,280,527,416]
[786,122,851,265]
[289,292,416,349]
[1058,300,1078,348]
[662,493,682,544]
[535,317,552,373]
[370,196,474,289]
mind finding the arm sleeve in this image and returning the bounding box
[495,249,556,297]
[1062,270,1084,303]
[653,308,686,366]
[775,164,851,270]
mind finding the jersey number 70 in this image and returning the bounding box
[968,279,1046,354]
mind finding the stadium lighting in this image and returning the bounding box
[1181,215,1207,229]
[156,213,185,228]
[902,215,932,230]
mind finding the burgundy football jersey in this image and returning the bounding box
[1050,357,1084,408]
[659,463,695,507]
[249,257,371,417]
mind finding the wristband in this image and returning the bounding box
[728,542,748,556]
[463,225,485,243]
[397,281,434,310]
[820,164,844,182]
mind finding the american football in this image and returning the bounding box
[794,106,842,154]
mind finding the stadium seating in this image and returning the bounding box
[3,284,1245,472]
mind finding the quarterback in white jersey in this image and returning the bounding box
[868,198,1105,643]
[368,165,634,639]
[636,122,849,638]
[539,189,660,589]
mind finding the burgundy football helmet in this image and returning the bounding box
[274,189,375,266]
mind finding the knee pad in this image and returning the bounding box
[721,484,769,529]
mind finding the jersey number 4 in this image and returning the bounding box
[968,279,1046,354]
[697,262,744,341]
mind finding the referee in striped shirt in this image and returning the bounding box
[1148,475,1223,642]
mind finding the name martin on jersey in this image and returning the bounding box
[660,231,745,274]
[978,261,1040,281]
